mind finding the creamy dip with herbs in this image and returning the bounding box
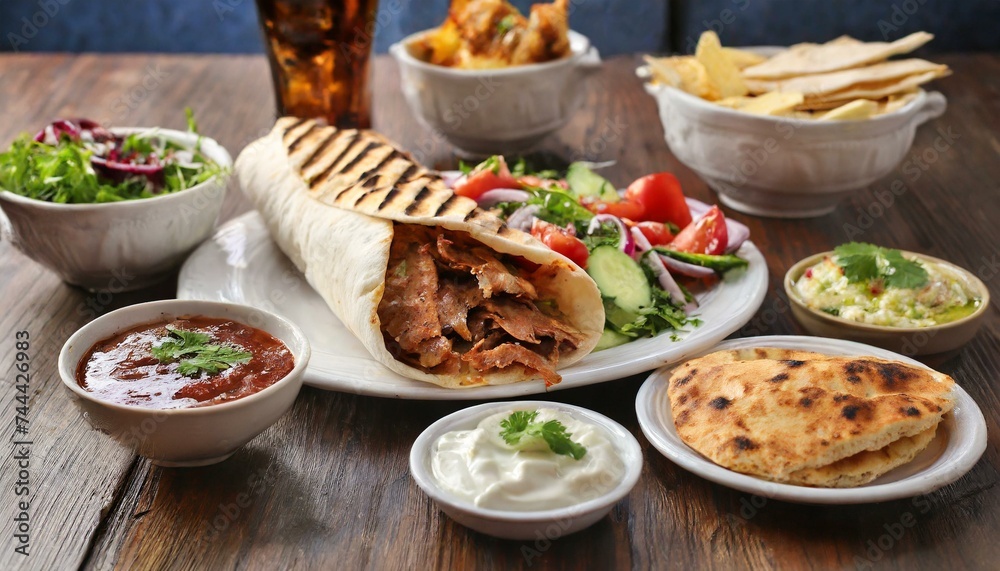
[794,255,981,328]
[431,408,625,511]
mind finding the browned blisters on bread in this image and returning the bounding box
[434,195,463,217]
[903,406,921,417]
[405,187,431,216]
[335,141,378,176]
[677,394,689,405]
[674,369,698,387]
[846,374,861,384]
[377,188,401,211]
[281,118,309,142]
[733,436,759,451]
[800,397,814,407]
[833,394,850,403]
[676,409,691,425]
[782,359,806,367]
[842,404,862,420]
[845,360,868,374]
[769,372,789,383]
[755,348,768,358]
[709,396,732,410]
[287,122,318,153]
[874,361,916,390]
[300,131,338,171]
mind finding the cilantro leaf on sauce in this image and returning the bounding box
[152,326,251,377]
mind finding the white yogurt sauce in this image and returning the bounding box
[431,408,625,511]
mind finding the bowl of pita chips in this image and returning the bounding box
[640,31,950,218]
[636,336,988,504]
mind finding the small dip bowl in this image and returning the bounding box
[409,400,642,540]
[785,251,990,356]
[59,299,310,467]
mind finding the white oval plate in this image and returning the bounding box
[178,211,768,400]
[635,335,988,504]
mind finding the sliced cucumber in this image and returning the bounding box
[594,328,632,351]
[603,299,639,332]
[566,162,619,202]
[587,246,652,313]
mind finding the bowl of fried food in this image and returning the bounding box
[640,31,949,218]
[390,0,600,156]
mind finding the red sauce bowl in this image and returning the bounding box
[59,300,310,467]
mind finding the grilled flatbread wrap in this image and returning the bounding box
[667,349,955,486]
[235,118,603,389]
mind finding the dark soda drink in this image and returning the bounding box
[255,0,379,128]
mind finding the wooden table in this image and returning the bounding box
[1,53,997,571]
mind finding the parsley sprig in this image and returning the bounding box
[833,242,929,289]
[151,326,251,377]
[499,410,587,460]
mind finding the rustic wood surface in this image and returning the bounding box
[0,53,997,571]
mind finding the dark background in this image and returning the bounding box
[2,0,997,55]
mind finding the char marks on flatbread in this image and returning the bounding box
[235,119,604,390]
[667,349,955,486]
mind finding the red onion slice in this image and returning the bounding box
[588,214,634,256]
[506,204,540,232]
[658,253,716,278]
[632,227,692,309]
[477,188,530,207]
[439,170,464,189]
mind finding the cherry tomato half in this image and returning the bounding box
[628,220,674,246]
[585,197,645,220]
[624,172,692,227]
[530,219,589,269]
[453,156,520,200]
[670,205,728,255]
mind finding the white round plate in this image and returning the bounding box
[178,212,768,400]
[635,335,988,504]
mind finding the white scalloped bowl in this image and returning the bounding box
[0,128,231,291]
[390,30,601,156]
[643,84,947,218]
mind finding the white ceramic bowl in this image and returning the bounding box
[643,82,947,218]
[58,299,310,467]
[390,30,601,156]
[409,400,642,540]
[0,128,232,291]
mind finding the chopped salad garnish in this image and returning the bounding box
[445,156,752,347]
[0,110,224,204]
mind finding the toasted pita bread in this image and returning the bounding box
[667,350,954,484]
[800,69,949,106]
[745,59,948,97]
[784,425,938,487]
[723,47,768,70]
[818,99,879,121]
[644,55,719,100]
[742,31,934,79]
[696,30,749,98]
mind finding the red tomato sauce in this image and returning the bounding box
[76,317,294,409]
